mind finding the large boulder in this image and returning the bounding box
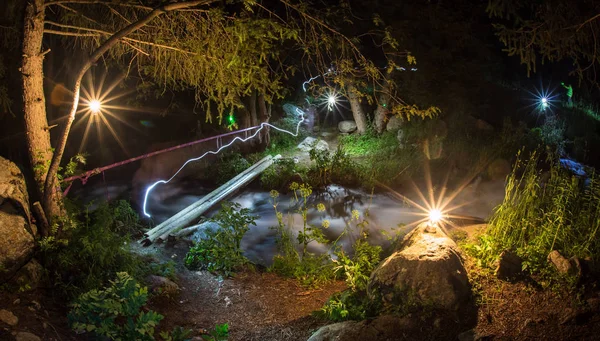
[386,116,403,132]
[0,157,35,283]
[338,120,357,133]
[297,137,329,153]
[368,223,471,311]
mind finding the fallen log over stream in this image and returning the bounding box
[141,154,281,245]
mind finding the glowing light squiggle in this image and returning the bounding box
[142,107,306,217]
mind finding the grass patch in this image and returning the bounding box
[467,149,600,275]
[185,202,257,276]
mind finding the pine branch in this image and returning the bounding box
[44,21,198,54]
[43,0,219,213]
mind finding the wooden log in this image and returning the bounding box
[143,155,273,242]
[142,154,281,245]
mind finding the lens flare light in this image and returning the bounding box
[88,99,102,114]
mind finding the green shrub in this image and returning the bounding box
[69,272,191,341]
[40,202,143,297]
[185,202,257,276]
[476,150,600,274]
[307,144,363,188]
[202,323,229,341]
[216,152,251,184]
[316,290,382,322]
[259,158,304,190]
[264,116,308,155]
[268,185,336,288]
[69,272,159,340]
[333,239,382,292]
[111,199,145,236]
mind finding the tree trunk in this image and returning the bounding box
[21,0,62,219]
[374,82,391,134]
[346,82,368,134]
[249,92,259,127]
[258,93,270,145]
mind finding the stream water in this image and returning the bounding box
[74,175,506,266]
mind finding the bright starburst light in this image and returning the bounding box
[142,107,307,218]
[377,159,492,233]
[525,83,558,114]
[88,99,101,114]
[74,72,139,155]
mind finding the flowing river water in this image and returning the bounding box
[74,175,506,266]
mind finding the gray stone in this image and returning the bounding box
[15,332,41,341]
[386,116,403,131]
[495,250,523,281]
[338,120,357,133]
[0,157,36,283]
[189,221,221,243]
[145,275,180,296]
[297,137,329,152]
[307,321,377,341]
[10,259,43,291]
[368,222,471,311]
[0,309,18,326]
[548,250,572,275]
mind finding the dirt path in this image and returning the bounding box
[137,240,345,341]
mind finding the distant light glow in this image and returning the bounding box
[327,95,337,110]
[89,99,101,114]
[527,84,558,113]
[142,107,306,218]
[429,209,442,225]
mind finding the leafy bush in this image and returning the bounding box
[264,116,308,155]
[333,239,382,292]
[216,152,251,184]
[475,150,600,274]
[69,272,176,341]
[259,158,304,190]
[185,202,257,276]
[40,202,143,297]
[307,144,363,188]
[202,323,229,341]
[111,199,145,236]
[268,185,336,288]
[69,272,191,341]
[316,290,382,322]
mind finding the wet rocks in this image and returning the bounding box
[297,137,329,152]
